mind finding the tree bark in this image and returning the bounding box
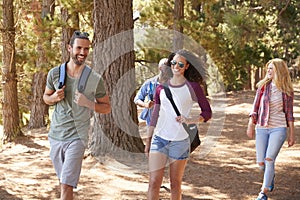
[91,0,145,165]
[1,0,23,142]
[61,8,79,63]
[173,0,184,51]
[28,0,55,129]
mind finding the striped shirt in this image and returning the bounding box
[258,83,286,128]
[250,82,294,127]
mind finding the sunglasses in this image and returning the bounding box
[74,31,89,37]
[170,60,185,68]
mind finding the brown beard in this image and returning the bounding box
[71,53,85,66]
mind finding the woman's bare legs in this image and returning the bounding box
[169,159,188,200]
[147,152,168,200]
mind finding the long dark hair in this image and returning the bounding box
[167,50,206,83]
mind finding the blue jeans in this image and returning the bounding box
[255,127,286,190]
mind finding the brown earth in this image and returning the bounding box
[1,86,300,200]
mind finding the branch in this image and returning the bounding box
[135,59,152,64]
[275,0,291,23]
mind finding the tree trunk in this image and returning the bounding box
[1,0,23,142]
[28,0,55,129]
[173,0,184,51]
[61,8,79,63]
[91,0,145,167]
[28,71,47,128]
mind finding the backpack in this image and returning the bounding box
[58,62,92,93]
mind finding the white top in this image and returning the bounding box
[154,83,195,141]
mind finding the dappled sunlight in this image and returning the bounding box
[182,185,231,199]
[1,87,300,199]
[0,128,58,199]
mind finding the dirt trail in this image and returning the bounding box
[1,86,300,200]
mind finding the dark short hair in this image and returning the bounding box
[69,31,90,46]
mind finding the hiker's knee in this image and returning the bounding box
[265,157,273,162]
[258,162,265,171]
[265,157,274,167]
[257,158,274,171]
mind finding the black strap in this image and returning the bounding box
[163,84,181,117]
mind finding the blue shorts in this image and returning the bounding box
[150,135,190,160]
[49,138,85,188]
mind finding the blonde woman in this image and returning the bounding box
[247,58,295,200]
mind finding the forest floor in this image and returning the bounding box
[1,85,300,200]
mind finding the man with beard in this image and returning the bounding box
[43,31,111,200]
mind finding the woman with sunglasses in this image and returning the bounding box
[145,49,212,199]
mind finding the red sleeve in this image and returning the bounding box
[188,81,212,122]
[149,85,163,127]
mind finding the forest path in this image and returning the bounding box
[1,84,300,200]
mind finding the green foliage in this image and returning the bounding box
[1,0,300,126]
[135,35,171,87]
[137,0,174,28]
[0,0,94,126]
[134,0,300,91]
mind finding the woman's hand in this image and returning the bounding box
[246,119,255,139]
[144,137,152,157]
[288,135,296,147]
[176,115,186,124]
[176,116,203,124]
[145,126,154,157]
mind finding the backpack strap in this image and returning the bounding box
[58,63,91,93]
[77,65,92,93]
[58,62,67,89]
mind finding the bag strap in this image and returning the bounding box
[58,62,67,89]
[77,65,91,93]
[163,84,181,117]
[164,84,191,131]
[58,63,91,93]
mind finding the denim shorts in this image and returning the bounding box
[150,135,190,160]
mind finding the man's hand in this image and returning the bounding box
[74,90,92,108]
[54,86,65,102]
[43,86,65,105]
[145,100,154,109]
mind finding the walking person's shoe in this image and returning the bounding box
[269,174,275,192]
[256,192,268,200]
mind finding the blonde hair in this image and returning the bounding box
[257,58,293,96]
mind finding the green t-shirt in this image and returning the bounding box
[46,65,106,143]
